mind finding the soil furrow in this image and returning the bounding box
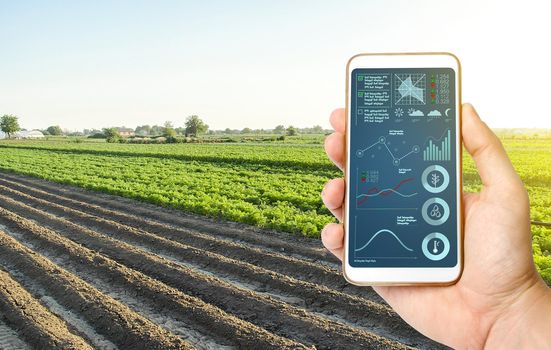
[0,171,380,301]
[0,171,332,261]
[0,178,347,288]
[0,230,195,350]
[0,182,418,343]
[0,268,92,349]
[0,319,31,350]
[0,207,307,350]
[0,191,411,349]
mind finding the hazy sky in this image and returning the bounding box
[1,0,550,130]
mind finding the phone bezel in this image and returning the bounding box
[343,52,463,286]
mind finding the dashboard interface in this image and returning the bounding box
[348,68,457,268]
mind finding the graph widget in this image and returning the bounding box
[356,176,418,209]
[350,67,457,267]
[423,129,451,161]
[394,74,426,105]
[356,136,420,166]
[354,228,415,259]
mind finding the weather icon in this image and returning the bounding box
[394,108,404,118]
[427,110,442,117]
[408,108,424,117]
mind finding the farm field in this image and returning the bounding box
[0,135,549,349]
[0,172,440,349]
[0,136,549,285]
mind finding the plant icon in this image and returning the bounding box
[431,172,440,187]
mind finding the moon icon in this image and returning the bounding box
[445,108,451,117]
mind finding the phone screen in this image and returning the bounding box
[348,68,457,268]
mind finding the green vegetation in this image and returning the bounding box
[46,125,63,136]
[103,128,121,143]
[184,115,209,137]
[0,115,20,138]
[0,135,549,284]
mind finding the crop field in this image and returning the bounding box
[0,137,549,284]
[0,172,439,349]
[0,136,549,349]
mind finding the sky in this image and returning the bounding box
[1,0,550,131]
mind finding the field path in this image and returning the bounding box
[0,171,447,349]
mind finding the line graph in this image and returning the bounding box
[356,136,420,166]
[355,229,414,252]
[356,177,417,206]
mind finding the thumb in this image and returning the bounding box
[461,103,522,191]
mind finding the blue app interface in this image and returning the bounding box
[349,68,457,267]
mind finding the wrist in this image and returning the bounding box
[485,277,551,349]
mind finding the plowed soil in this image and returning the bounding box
[0,171,446,349]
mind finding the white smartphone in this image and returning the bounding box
[343,53,463,286]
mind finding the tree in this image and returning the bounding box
[83,129,101,136]
[184,115,208,137]
[135,125,152,136]
[311,125,323,134]
[0,115,20,138]
[286,126,297,136]
[46,125,63,136]
[163,121,176,137]
[241,127,252,134]
[150,125,164,136]
[103,128,120,143]
[274,125,285,134]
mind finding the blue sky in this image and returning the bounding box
[1,0,549,130]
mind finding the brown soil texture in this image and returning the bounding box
[0,171,448,350]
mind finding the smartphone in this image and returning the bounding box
[343,53,463,285]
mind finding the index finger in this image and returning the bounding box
[461,103,522,191]
[330,109,346,133]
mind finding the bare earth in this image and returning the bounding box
[0,171,447,350]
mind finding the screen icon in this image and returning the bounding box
[422,198,450,225]
[422,232,450,261]
[421,165,449,193]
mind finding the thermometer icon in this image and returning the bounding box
[422,233,450,261]
[432,240,440,254]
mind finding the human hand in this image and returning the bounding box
[321,104,551,349]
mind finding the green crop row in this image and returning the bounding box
[0,148,337,236]
[0,141,335,173]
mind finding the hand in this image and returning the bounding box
[321,104,551,349]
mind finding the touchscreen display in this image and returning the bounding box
[349,68,457,267]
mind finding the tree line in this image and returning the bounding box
[1,114,329,140]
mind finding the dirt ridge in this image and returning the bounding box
[0,171,445,350]
[0,269,93,349]
[0,230,195,350]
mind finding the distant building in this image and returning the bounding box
[0,131,6,139]
[117,127,135,138]
[15,130,45,139]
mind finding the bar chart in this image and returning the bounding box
[423,129,451,161]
